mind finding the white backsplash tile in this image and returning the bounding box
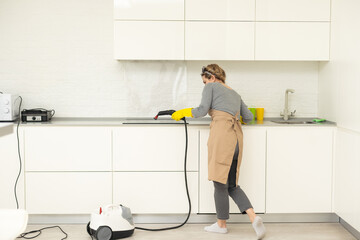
[0,60,319,118]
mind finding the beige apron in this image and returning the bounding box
[207,109,244,185]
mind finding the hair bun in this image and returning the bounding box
[206,64,226,83]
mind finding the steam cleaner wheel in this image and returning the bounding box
[96,226,113,240]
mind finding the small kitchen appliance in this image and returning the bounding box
[0,94,20,122]
[21,109,54,122]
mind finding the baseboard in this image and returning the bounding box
[339,217,360,240]
[28,213,339,225]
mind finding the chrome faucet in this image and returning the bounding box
[280,89,296,120]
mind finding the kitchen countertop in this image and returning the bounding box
[18,117,336,127]
[0,122,14,136]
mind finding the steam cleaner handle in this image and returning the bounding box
[154,110,176,120]
[158,110,176,116]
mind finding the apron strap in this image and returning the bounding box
[235,111,240,121]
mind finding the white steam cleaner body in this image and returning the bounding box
[87,204,135,240]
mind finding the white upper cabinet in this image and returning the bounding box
[255,22,330,61]
[185,22,254,60]
[185,0,255,21]
[256,0,331,21]
[114,0,184,20]
[114,0,331,60]
[114,21,184,60]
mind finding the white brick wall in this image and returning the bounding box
[0,0,319,118]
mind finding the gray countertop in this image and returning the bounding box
[0,122,14,136]
[18,117,336,127]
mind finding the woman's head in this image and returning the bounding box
[201,64,226,84]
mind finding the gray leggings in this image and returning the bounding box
[213,142,253,220]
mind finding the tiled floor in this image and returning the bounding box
[21,223,357,240]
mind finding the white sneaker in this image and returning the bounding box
[204,222,228,234]
[252,216,266,239]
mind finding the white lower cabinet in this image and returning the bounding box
[0,127,25,209]
[113,172,198,214]
[20,125,335,215]
[199,128,266,213]
[112,126,199,214]
[113,126,198,171]
[25,127,112,171]
[334,129,360,231]
[26,172,112,214]
[266,127,334,213]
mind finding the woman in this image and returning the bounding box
[172,64,266,239]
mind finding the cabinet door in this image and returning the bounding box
[334,129,360,230]
[26,172,112,214]
[113,126,198,171]
[185,0,255,21]
[113,172,198,214]
[185,22,254,60]
[199,128,266,213]
[266,127,334,213]
[256,0,331,21]
[0,128,25,209]
[25,127,112,171]
[255,22,330,60]
[114,21,184,60]
[114,0,184,20]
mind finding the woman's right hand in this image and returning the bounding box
[171,108,193,121]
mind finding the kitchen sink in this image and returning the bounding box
[271,120,315,124]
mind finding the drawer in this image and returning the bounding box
[26,172,112,214]
[113,172,198,213]
[113,126,198,171]
[25,127,112,171]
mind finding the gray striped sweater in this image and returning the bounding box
[191,82,254,121]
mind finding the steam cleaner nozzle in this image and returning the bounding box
[154,110,176,120]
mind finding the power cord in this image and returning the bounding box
[18,226,68,240]
[14,97,68,239]
[14,96,23,209]
[134,118,191,231]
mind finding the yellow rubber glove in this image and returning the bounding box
[239,115,247,125]
[171,108,193,121]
